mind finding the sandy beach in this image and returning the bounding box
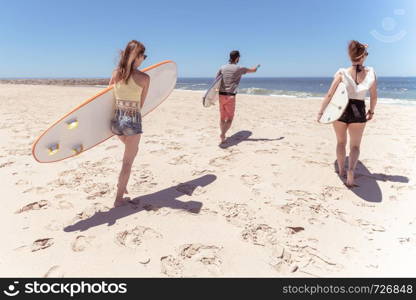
[0,83,415,277]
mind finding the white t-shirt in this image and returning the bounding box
[335,66,376,100]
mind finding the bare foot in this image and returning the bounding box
[346,170,357,188]
[114,197,130,207]
[220,134,226,143]
[337,169,346,178]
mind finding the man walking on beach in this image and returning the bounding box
[217,50,260,144]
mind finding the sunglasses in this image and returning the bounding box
[137,53,147,60]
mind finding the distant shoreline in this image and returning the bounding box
[1,78,415,105]
[1,76,415,87]
[0,78,110,86]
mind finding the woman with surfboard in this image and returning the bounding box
[109,40,150,207]
[317,40,377,188]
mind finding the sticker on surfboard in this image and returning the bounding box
[202,74,223,107]
[319,82,349,124]
[32,60,177,163]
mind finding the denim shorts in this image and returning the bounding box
[111,109,143,136]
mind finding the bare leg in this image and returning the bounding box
[332,121,348,177]
[220,119,233,143]
[114,134,141,207]
[346,123,366,187]
[116,135,128,194]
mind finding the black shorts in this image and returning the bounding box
[338,99,367,124]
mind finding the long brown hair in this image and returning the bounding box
[348,40,367,63]
[115,40,145,83]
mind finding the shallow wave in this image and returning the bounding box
[377,97,416,106]
[173,87,416,106]
[239,87,320,98]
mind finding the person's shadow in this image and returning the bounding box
[334,159,409,203]
[219,130,285,149]
[64,174,217,232]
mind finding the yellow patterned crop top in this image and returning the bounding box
[113,77,143,102]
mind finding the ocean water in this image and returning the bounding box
[176,77,416,105]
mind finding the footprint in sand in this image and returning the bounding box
[71,203,111,223]
[269,245,294,274]
[286,190,313,197]
[308,218,325,225]
[15,200,49,214]
[219,202,255,227]
[389,195,398,201]
[355,219,386,233]
[160,255,183,277]
[305,160,331,167]
[254,149,275,154]
[286,227,305,235]
[161,244,223,277]
[8,148,32,156]
[191,169,215,176]
[286,241,341,273]
[240,174,261,187]
[57,200,74,210]
[179,244,223,276]
[32,238,54,252]
[398,237,411,244]
[149,148,168,155]
[52,162,115,190]
[45,220,63,232]
[168,155,190,165]
[84,182,112,200]
[130,170,157,193]
[71,235,94,252]
[105,145,118,150]
[23,186,49,194]
[200,207,219,216]
[115,226,162,249]
[44,265,64,278]
[241,224,278,246]
[341,246,357,256]
[15,179,30,186]
[209,155,233,168]
[144,138,160,145]
[13,245,30,252]
[321,186,344,201]
[166,141,183,151]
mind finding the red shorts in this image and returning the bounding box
[219,94,236,121]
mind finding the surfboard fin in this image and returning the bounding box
[72,144,83,155]
[47,144,59,155]
[66,119,79,130]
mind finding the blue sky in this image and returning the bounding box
[1,0,415,77]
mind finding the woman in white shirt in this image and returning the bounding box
[318,40,377,187]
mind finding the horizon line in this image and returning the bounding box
[1,76,415,79]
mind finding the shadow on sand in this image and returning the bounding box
[334,159,409,203]
[64,174,217,232]
[219,130,284,149]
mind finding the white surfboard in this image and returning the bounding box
[32,60,177,163]
[202,74,223,107]
[319,82,349,124]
